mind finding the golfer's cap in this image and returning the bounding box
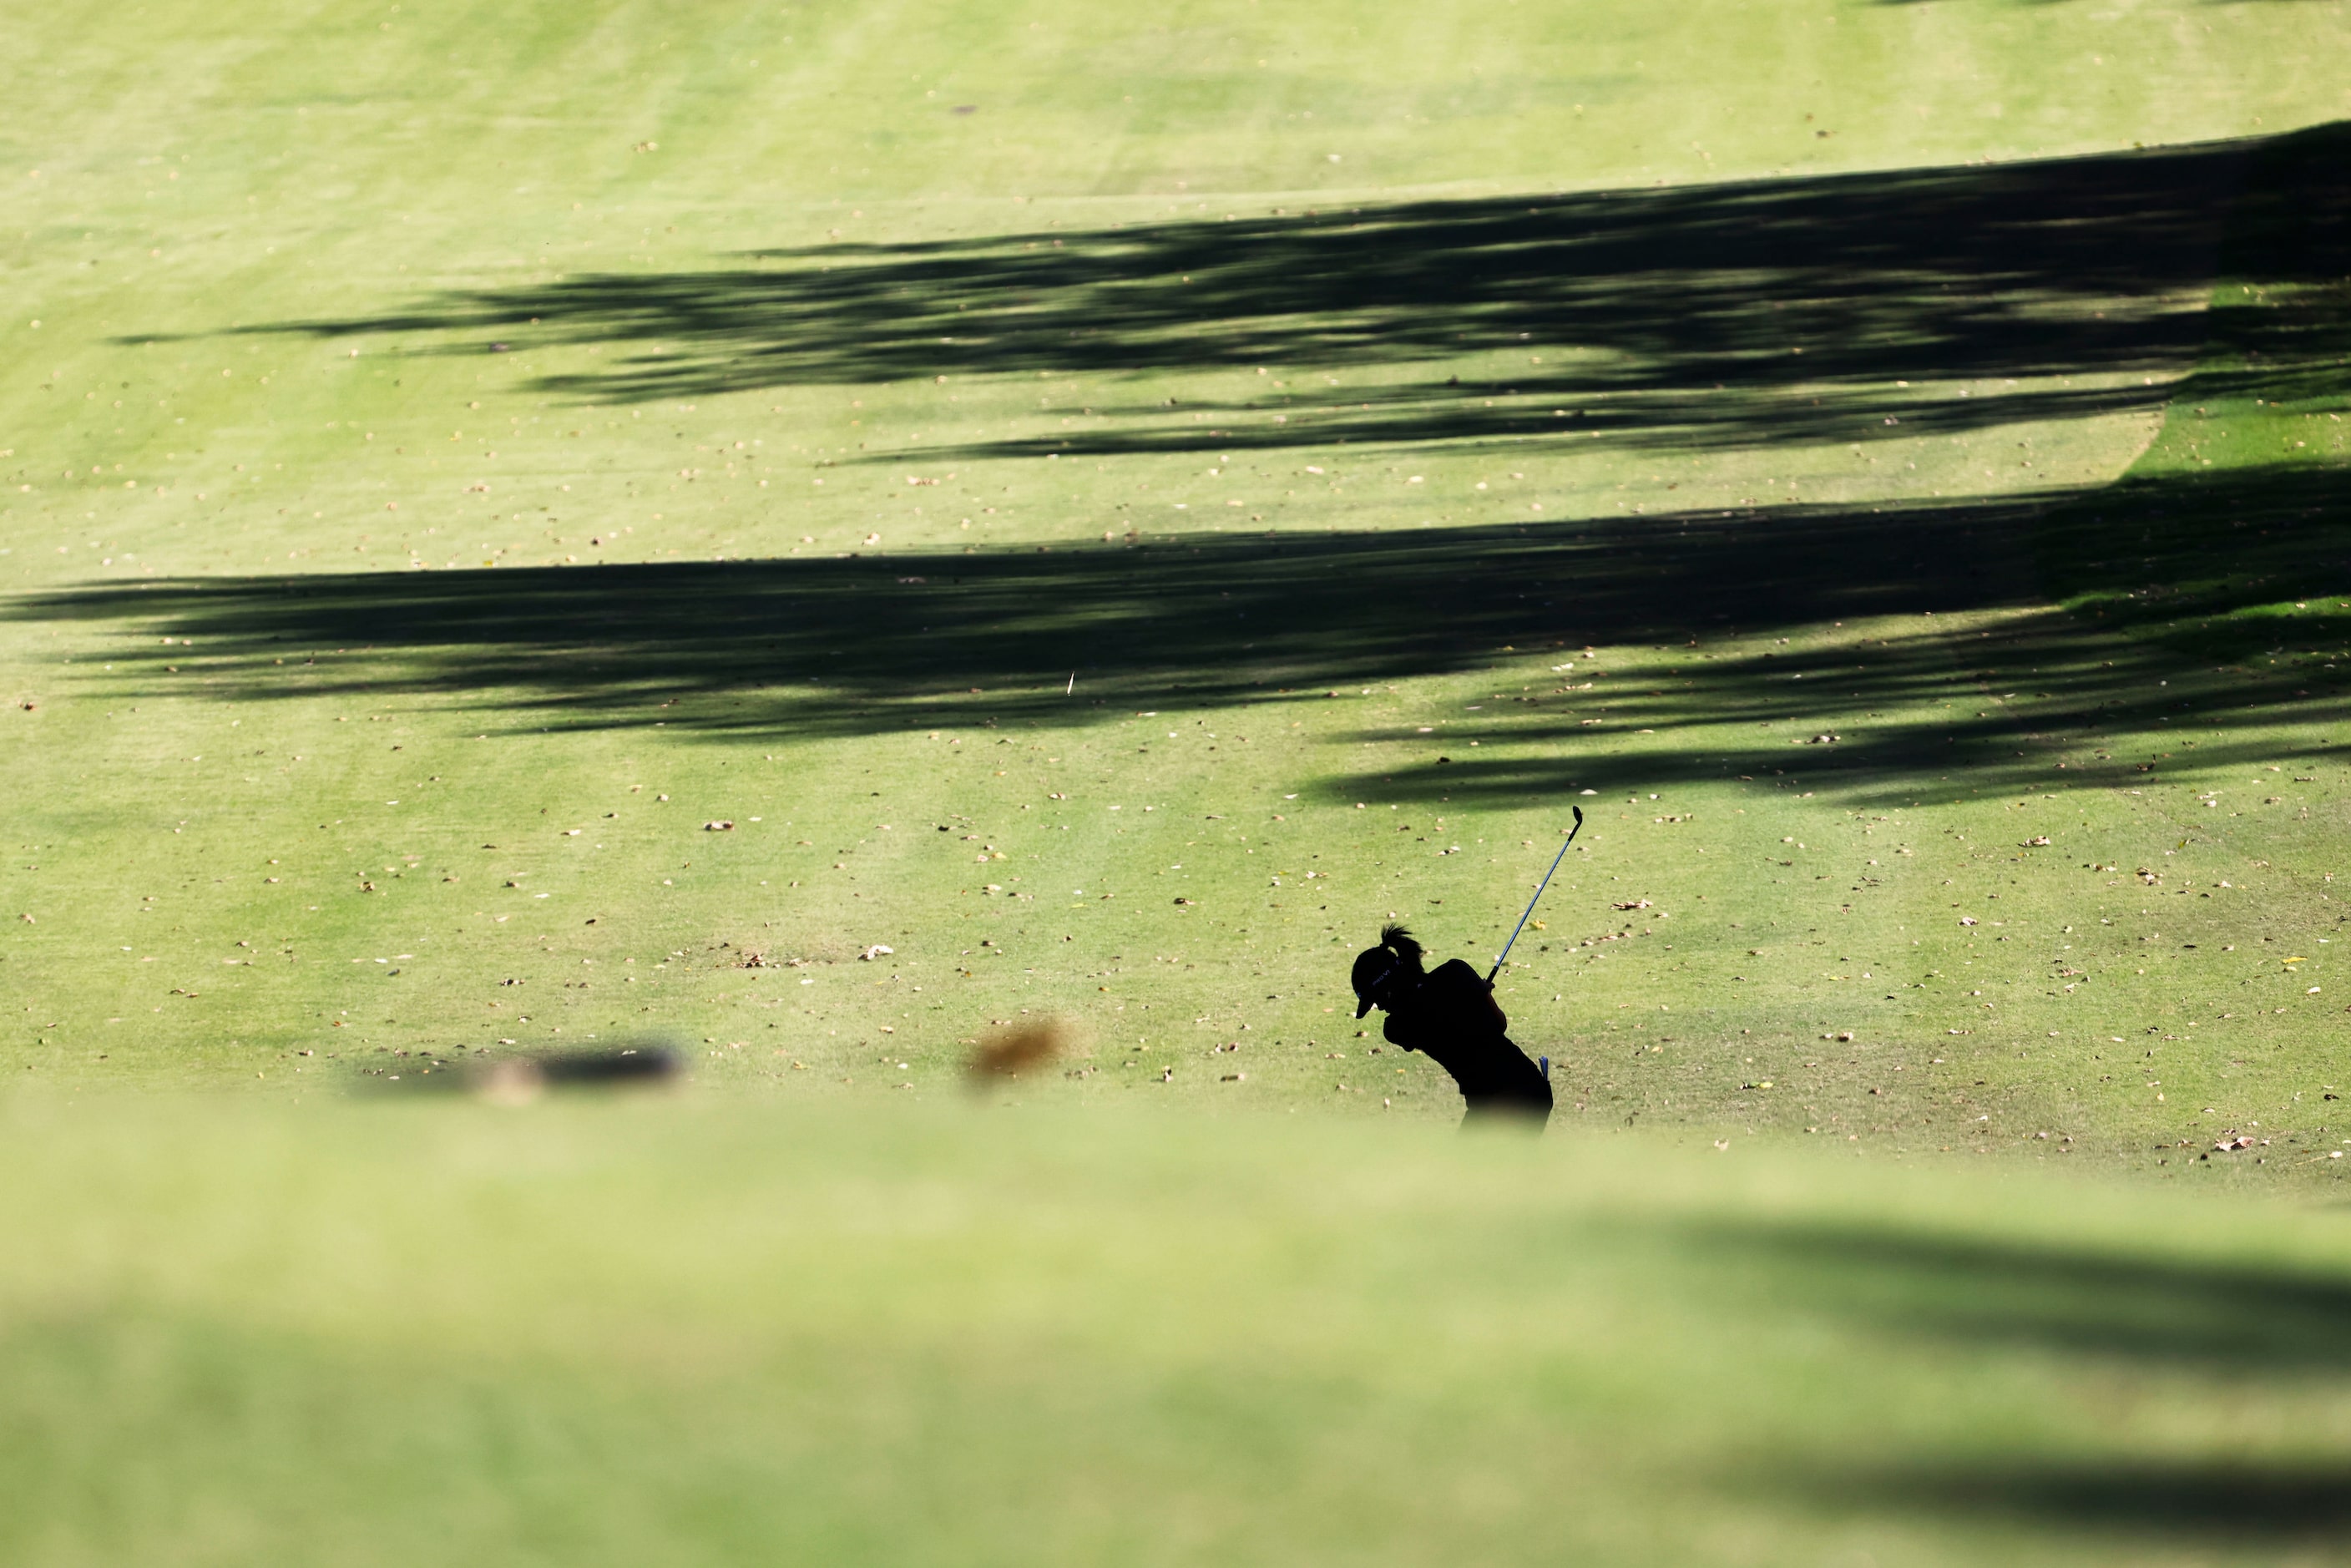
[1349,945,1399,1017]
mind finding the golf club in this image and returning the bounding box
[1487,805,1585,984]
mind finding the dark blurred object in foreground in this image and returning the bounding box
[353,1044,685,1101]
[478,1046,685,1104]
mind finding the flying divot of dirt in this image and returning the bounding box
[965,1018,1071,1087]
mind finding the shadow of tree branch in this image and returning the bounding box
[13,463,2344,807]
[190,134,2293,466]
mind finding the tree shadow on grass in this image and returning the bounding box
[1350,458,2350,808]
[1697,1216,2351,1540]
[1337,117,2351,806]
[196,134,2312,463]
[1684,1217,2351,1372]
[63,124,2348,799]
[13,463,2345,804]
[1818,1459,2351,1540]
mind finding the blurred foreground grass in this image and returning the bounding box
[7,1090,2351,1566]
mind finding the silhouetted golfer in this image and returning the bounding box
[1351,924,1552,1128]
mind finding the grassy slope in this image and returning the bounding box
[0,0,2345,1185]
[8,1097,2351,1567]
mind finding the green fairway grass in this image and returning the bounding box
[1,0,2347,1173]
[12,1096,2351,1566]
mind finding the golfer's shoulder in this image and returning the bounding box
[1426,958,1487,994]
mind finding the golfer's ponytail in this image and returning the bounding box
[1378,923,1425,976]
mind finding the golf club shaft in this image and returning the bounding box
[1488,806,1584,984]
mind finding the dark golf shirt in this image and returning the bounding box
[1380,959,1553,1113]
